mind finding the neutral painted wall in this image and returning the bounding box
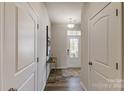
[29,2,51,90]
[51,24,67,68]
[51,24,81,68]
[122,3,124,91]
[0,3,4,90]
[80,3,89,90]
[80,2,110,90]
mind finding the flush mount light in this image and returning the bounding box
[67,18,75,29]
[67,23,75,29]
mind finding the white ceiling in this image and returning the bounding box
[45,3,82,24]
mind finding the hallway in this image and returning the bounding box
[45,68,83,91]
[0,2,124,91]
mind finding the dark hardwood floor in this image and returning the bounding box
[44,68,84,91]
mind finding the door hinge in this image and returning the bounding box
[37,24,39,30]
[37,57,39,63]
[116,62,118,70]
[8,88,17,91]
[89,61,93,66]
[116,9,118,16]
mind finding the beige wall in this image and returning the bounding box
[0,3,4,90]
[80,3,89,90]
[122,3,124,91]
[51,24,81,68]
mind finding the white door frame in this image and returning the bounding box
[66,35,81,68]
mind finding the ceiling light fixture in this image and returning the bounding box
[67,23,75,28]
[67,18,75,29]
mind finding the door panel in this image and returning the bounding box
[89,3,122,90]
[92,16,108,65]
[18,73,35,91]
[91,69,109,90]
[17,5,35,71]
[4,3,37,91]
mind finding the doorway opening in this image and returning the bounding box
[66,30,81,68]
[45,30,82,91]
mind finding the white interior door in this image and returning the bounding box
[3,3,37,91]
[66,31,81,68]
[89,3,122,90]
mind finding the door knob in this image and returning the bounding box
[89,61,93,65]
[8,88,17,91]
[67,49,69,52]
[67,49,69,55]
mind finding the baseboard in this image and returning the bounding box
[51,66,67,69]
[41,83,46,91]
[80,81,87,91]
[42,69,52,91]
[51,67,81,69]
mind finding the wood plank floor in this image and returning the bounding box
[44,68,84,91]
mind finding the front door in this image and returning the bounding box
[89,3,122,90]
[3,3,37,91]
[66,31,81,68]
